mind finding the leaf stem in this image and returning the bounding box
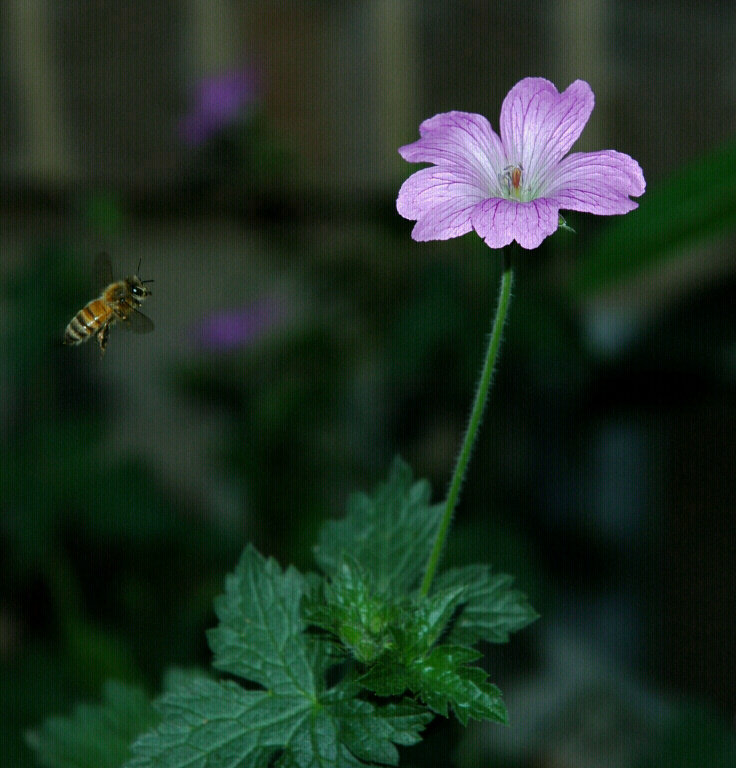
[421,252,514,597]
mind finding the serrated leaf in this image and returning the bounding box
[127,676,429,768]
[406,586,466,654]
[207,545,317,696]
[359,656,412,698]
[409,645,506,726]
[304,557,394,663]
[127,677,304,768]
[434,564,538,646]
[130,546,430,768]
[335,699,431,766]
[26,681,158,768]
[273,708,361,768]
[314,457,442,595]
[372,701,432,747]
[362,645,506,726]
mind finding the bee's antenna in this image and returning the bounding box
[136,257,142,274]
[142,279,155,284]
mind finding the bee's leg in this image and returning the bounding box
[97,324,110,356]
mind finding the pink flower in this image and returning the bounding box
[397,78,645,250]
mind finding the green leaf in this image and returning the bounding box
[362,645,506,727]
[128,546,431,767]
[335,699,430,766]
[408,645,506,726]
[26,681,158,768]
[207,545,317,697]
[274,707,362,768]
[434,564,538,645]
[370,701,432,748]
[405,586,466,655]
[127,678,297,768]
[567,139,736,295]
[127,675,429,768]
[304,557,394,663]
[358,657,412,699]
[314,457,443,595]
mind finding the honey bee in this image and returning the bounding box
[64,253,154,355]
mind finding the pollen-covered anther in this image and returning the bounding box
[498,164,524,198]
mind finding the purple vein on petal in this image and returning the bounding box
[397,77,644,250]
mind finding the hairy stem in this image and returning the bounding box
[421,252,514,597]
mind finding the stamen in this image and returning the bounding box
[498,164,524,199]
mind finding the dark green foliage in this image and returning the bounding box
[128,547,431,768]
[314,458,443,596]
[308,460,534,728]
[402,586,466,654]
[432,565,538,646]
[28,458,534,768]
[360,645,506,727]
[306,558,508,726]
[303,556,396,664]
[404,645,504,725]
[208,546,318,695]
[128,677,429,768]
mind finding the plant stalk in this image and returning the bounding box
[420,252,514,597]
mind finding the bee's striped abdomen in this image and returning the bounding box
[64,299,113,345]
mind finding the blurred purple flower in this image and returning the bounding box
[179,66,258,146]
[192,298,284,352]
[397,77,645,250]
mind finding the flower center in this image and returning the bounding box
[498,164,525,200]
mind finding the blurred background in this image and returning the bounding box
[2,1,736,767]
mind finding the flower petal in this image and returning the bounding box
[397,115,500,240]
[398,111,505,190]
[410,195,485,241]
[397,165,487,221]
[499,78,594,190]
[546,150,646,215]
[471,197,559,250]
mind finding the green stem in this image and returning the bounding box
[421,252,514,597]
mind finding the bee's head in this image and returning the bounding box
[127,275,152,303]
[128,258,153,302]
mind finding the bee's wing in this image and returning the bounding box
[93,252,114,294]
[123,309,155,334]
